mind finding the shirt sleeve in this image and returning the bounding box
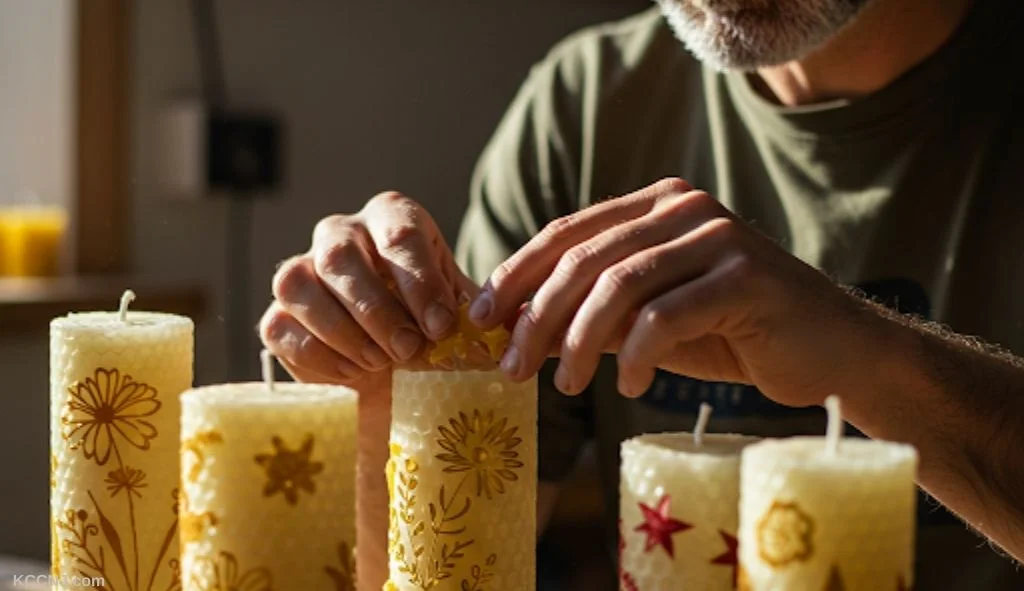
[455,43,595,484]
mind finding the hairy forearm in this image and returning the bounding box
[843,300,1024,561]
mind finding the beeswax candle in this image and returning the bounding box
[51,291,194,591]
[738,397,918,590]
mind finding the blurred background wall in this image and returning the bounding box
[0,0,648,561]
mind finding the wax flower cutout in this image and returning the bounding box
[427,304,511,367]
[105,466,148,499]
[324,541,356,591]
[254,433,324,506]
[61,367,161,465]
[634,494,693,558]
[710,530,740,586]
[181,430,224,483]
[187,550,273,591]
[756,500,815,567]
[55,367,178,591]
[435,409,524,499]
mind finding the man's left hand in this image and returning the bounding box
[469,177,900,408]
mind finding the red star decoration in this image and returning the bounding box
[634,494,693,558]
[710,530,739,587]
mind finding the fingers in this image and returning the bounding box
[470,180,689,328]
[361,192,459,339]
[502,191,723,386]
[558,217,735,393]
[616,253,754,396]
[272,255,391,371]
[311,222,425,362]
[259,303,366,383]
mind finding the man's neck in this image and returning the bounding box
[756,0,976,106]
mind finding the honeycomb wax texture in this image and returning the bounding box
[738,437,917,590]
[387,369,537,590]
[51,311,194,591]
[180,383,358,591]
[619,432,758,591]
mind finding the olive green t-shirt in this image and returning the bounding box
[455,1,1024,588]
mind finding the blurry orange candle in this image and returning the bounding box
[0,206,68,276]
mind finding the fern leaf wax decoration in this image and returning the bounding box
[50,290,194,591]
[387,365,537,590]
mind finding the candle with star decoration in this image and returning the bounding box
[619,404,759,590]
[385,304,537,590]
[51,291,193,591]
[737,396,917,590]
[179,351,359,591]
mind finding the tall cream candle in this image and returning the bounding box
[620,404,759,591]
[179,352,358,591]
[738,397,918,591]
[386,369,537,591]
[51,291,194,591]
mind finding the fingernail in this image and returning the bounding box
[424,302,455,338]
[361,342,390,369]
[391,328,424,361]
[501,344,521,377]
[554,364,572,394]
[469,292,494,324]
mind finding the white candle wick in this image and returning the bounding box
[693,402,713,447]
[261,349,276,392]
[825,395,842,456]
[118,289,136,323]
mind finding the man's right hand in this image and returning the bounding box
[259,191,474,384]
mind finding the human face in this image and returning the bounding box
[654,0,872,70]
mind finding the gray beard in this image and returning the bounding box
[655,0,871,71]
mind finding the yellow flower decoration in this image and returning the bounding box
[188,550,273,591]
[254,433,324,506]
[104,465,147,498]
[426,304,511,366]
[435,409,524,499]
[62,368,161,466]
[756,500,815,567]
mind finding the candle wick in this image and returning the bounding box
[118,289,136,323]
[825,395,842,456]
[693,402,712,447]
[261,349,276,392]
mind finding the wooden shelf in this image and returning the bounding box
[0,276,207,333]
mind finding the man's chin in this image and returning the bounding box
[655,0,869,71]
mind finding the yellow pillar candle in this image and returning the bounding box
[619,404,759,591]
[386,369,537,590]
[179,351,359,591]
[51,291,194,591]
[0,205,67,276]
[738,397,918,591]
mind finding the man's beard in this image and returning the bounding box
[655,0,871,71]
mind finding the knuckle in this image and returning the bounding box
[596,265,637,296]
[541,214,578,242]
[379,223,421,253]
[701,216,742,242]
[370,190,412,208]
[653,189,715,219]
[490,259,516,290]
[314,241,359,277]
[654,176,694,196]
[639,301,671,331]
[259,308,293,346]
[272,257,314,302]
[352,295,392,323]
[312,214,350,244]
[720,252,758,286]
[556,243,598,277]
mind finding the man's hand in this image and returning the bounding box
[469,177,896,407]
[259,191,476,384]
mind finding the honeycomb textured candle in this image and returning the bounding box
[179,383,358,591]
[387,370,537,590]
[620,433,758,591]
[50,311,193,591]
[738,438,918,591]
